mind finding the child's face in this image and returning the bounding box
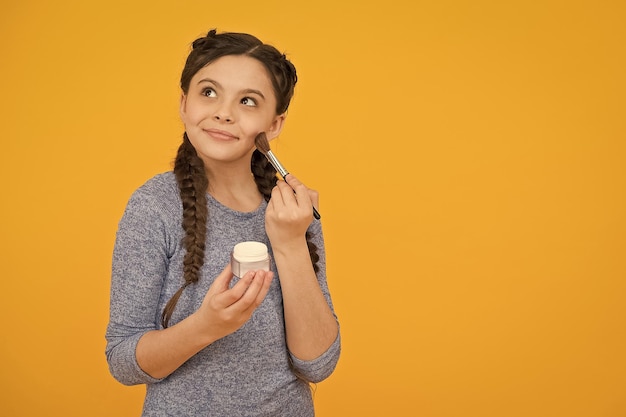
[180,54,284,167]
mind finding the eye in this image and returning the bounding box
[241,97,257,107]
[201,87,216,98]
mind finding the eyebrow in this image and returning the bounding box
[197,78,266,100]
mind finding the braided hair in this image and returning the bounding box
[161,29,319,328]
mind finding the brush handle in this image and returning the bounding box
[312,206,321,220]
[266,151,321,220]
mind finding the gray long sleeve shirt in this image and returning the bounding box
[105,172,341,416]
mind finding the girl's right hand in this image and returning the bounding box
[194,263,273,342]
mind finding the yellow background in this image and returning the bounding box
[1,0,624,416]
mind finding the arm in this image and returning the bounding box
[272,235,339,360]
[105,185,273,383]
[265,176,340,365]
[135,265,273,379]
[105,188,172,385]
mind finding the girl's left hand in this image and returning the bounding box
[265,174,319,247]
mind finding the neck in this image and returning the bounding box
[204,162,263,213]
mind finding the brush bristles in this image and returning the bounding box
[254,132,270,155]
[254,132,289,178]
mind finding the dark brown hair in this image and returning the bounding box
[161,29,319,328]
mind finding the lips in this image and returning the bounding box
[203,128,238,141]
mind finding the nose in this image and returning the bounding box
[213,113,233,123]
[213,101,234,123]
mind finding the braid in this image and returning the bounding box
[161,133,209,328]
[251,149,278,199]
[305,231,320,274]
[251,150,319,273]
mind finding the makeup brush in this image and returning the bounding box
[255,132,321,220]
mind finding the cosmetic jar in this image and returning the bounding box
[231,241,271,278]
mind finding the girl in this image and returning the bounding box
[105,29,341,416]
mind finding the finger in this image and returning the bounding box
[217,270,268,312]
[271,180,288,206]
[284,173,300,187]
[284,175,312,208]
[209,263,234,295]
[308,188,320,211]
[234,270,274,314]
[212,269,256,308]
[270,180,301,216]
[284,174,308,193]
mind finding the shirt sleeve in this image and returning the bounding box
[290,332,341,383]
[105,187,171,386]
[288,219,342,383]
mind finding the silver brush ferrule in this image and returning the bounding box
[266,151,289,178]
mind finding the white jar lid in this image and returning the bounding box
[232,241,269,262]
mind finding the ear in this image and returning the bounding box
[179,92,188,120]
[265,113,286,141]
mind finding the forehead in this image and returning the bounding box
[191,55,275,94]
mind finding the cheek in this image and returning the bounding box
[181,107,200,126]
[181,98,209,125]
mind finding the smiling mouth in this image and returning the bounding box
[204,129,238,141]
